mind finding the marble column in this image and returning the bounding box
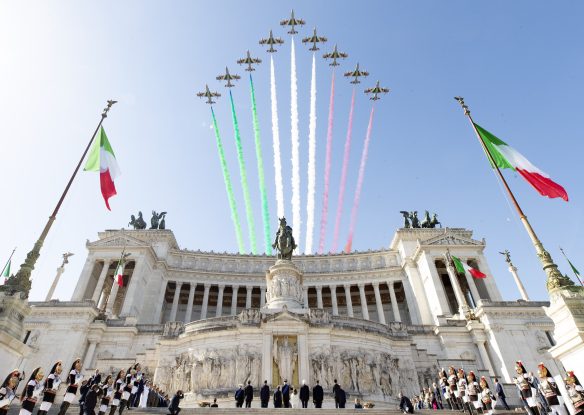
[231,286,239,315]
[316,286,323,309]
[216,285,225,317]
[509,265,530,301]
[155,280,168,323]
[245,286,253,309]
[105,278,120,316]
[71,257,96,301]
[170,282,183,322]
[401,278,420,325]
[262,334,272,385]
[91,260,111,304]
[298,334,310,385]
[388,282,401,322]
[358,284,370,320]
[344,284,354,317]
[185,283,196,323]
[84,340,98,369]
[461,259,481,307]
[200,284,211,320]
[372,282,386,324]
[46,266,65,302]
[471,330,496,376]
[260,287,266,308]
[445,254,469,315]
[303,288,309,308]
[330,285,339,316]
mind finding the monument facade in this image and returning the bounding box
[2,224,571,406]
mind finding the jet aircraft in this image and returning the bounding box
[344,63,369,84]
[216,67,240,88]
[259,30,284,53]
[364,81,390,101]
[237,51,262,72]
[280,10,305,34]
[323,45,348,67]
[302,27,327,51]
[196,84,221,105]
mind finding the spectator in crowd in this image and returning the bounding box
[399,392,415,414]
[354,398,363,409]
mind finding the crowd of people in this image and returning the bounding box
[1,360,582,414]
[0,360,175,415]
[397,362,582,415]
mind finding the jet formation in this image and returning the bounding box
[216,67,240,88]
[344,63,369,84]
[302,27,327,51]
[259,30,284,53]
[364,81,390,100]
[323,44,348,67]
[280,10,305,34]
[237,51,262,72]
[197,84,221,105]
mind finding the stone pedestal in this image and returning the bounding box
[0,292,32,374]
[263,260,304,314]
[545,287,584,381]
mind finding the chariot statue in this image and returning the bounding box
[129,211,147,230]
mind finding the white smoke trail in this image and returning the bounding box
[270,55,285,218]
[290,37,301,251]
[304,53,317,254]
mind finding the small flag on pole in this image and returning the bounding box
[452,255,487,279]
[84,126,121,210]
[0,259,10,285]
[560,247,583,286]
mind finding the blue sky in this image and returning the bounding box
[1,1,582,302]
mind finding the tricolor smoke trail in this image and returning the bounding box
[331,87,356,252]
[229,90,256,254]
[345,105,375,254]
[249,75,272,255]
[211,106,245,254]
[304,53,317,254]
[317,71,336,254]
[270,56,285,219]
[290,37,301,251]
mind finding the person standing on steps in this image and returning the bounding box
[260,380,270,408]
[336,386,346,409]
[79,381,91,415]
[84,385,101,415]
[273,386,282,408]
[300,380,310,408]
[0,370,22,415]
[38,361,62,415]
[109,370,125,415]
[312,380,324,408]
[234,384,244,408]
[98,375,113,415]
[282,380,290,408]
[244,380,253,408]
[332,379,340,408]
[494,378,510,410]
[58,358,83,415]
[19,367,44,415]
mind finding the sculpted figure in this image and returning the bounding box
[421,210,432,228]
[129,211,147,229]
[410,211,420,228]
[273,337,297,383]
[272,217,297,260]
[399,211,411,228]
[430,213,441,228]
[150,211,167,229]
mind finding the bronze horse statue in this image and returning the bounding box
[272,217,297,260]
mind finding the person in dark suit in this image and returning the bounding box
[260,381,270,408]
[84,385,101,415]
[273,386,282,408]
[300,380,310,408]
[332,379,340,408]
[312,380,324,408]
[494,378,510,410]
[282,380,290,408]
[399,392,414,414]
[244,381,253,408]
[234,385,244,408]
[168,390,183,415]
[90,370,101,387]
[336,387,346,408]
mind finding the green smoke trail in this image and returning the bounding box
[249,75,272,255]
[211,106,245,254]
[229,90,257,254]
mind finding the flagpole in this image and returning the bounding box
[1,247,16,275]
[454,97,574,293]
[1,100,117,298]
[559,247,584,286]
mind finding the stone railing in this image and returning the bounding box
[163,321,185,337]
[329,315,409,338]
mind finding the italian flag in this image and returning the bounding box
[115,260,125,287]
[475,123,568,201]
[452,255,487,279]
[84,127,120,210]
[0,259,10,285]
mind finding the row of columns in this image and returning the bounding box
[165,280,406,324]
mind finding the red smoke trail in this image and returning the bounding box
[331,87,356,252]
[345,105,375,253]
[317,71,336,254]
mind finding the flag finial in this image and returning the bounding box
[454,96,470,115]
[102,100,118,118]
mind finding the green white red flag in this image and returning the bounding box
[114,259,125,287]
[452,255,486,279]
[84,127,120,210]
[474,123,568,201]
[0,259,10,285]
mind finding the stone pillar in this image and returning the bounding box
[262,334,272,384]
[185,283,196,323]
[303,288,309,308]
[358,284,370,320]
[509,265,530,301]
[246,286,253,309]
[84,339,98,369]
[170,282,182,322]
[231,286,239,315]
[372,283,386,324]
[216,285,225,317]
[260,287,266,308]
[120,257,147,316]
[298,334,310,385]
[330,285,339,316]
[155,280,168,324]
[91,260,111,304]
[445,255,468,316]
[105,278,120,316]
[71,257,96,301]
[344,284,354,317]
[461,259,481,306]
[316,286,323,309]
[46,266,65,302]
[471,330,496,376]
[401,278,420,325]
[200,284,211,320]
[388,282,401,322]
